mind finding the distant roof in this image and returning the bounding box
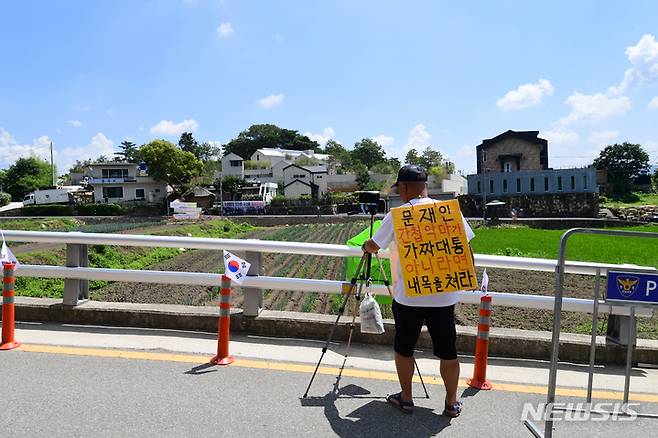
[253,148,330,160]
[284,179,312,188]
[89,161,138,167]
[478,130,547,149]
[282,163,328,173]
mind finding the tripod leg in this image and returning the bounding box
[333,281,364,393]
[375,254,430,399]
[303,253,368,398]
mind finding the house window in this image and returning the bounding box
[544,177,549,191]
[315,175,322,179]
[482,150,487,162]
[557,176,563,191]
[477,181,481,193]
[570,175,576,191]
[102,168,129,178]
[230,160,241,167]
[516,178,521,193]
[583,175,588,189]
[256,155,259,161]
[503,179,508,193]
[102,187,124,199]
[293,174,307,178]
[489,180,494,194]
[155,189,161,193]
[504,162,512,173]
[135,188,145,200]
[530,178,535,192]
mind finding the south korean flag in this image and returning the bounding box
[1,231,19,269]
[223,250,251,285]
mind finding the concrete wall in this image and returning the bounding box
[467,168,597,197]
[93,181,167,204]
[284,180,312,198]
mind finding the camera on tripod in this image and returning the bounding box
[351,191,381,216]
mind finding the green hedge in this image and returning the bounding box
[0,192,10,207]
[76,203,127,216]
[21,204,73,216]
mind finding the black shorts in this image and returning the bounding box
[392,300,457,360]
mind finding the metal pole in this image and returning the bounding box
[50,140,56,186]
[544,229,576,438]
[623,306,635,405]
[586,268,601,403]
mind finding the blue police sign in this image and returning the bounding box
[606,271,658,306]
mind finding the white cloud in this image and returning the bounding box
[649,96,658,110]
[404,123,431,153]
[149,119,199,136]
[67,120,84,128]
[105,108,115,117]
[496,79,555,110]
[217,22,234,38]
[257,93,284,109]
[372,135,394,147]
[609,34,658,95]
[273,33,284,43]
[56,133,115,172]
[0,128,52,167]
[588,130,620,144]
[457,144,474,158]
[304,127,335,147]
[558,92,631,125]
[542,128,580,146]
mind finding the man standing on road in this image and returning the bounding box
[362,164,474,417]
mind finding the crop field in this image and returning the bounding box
[5,218,658,339]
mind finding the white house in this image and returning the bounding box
[251,148,331,166]
[87,162,169,204]
[220,152,244,177]
[282,164,328,199]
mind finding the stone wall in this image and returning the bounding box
[459,192,599,218]
[609,205,658,221]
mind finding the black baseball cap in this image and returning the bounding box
[391,164,428,188]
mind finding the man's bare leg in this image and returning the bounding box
[394,352,415,402]
[440,358,460,405]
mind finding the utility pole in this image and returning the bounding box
[481,149,487,221]
[50,141,56,187]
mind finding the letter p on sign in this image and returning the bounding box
[647,280,657,297]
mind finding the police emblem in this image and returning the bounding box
[616,276,639,297]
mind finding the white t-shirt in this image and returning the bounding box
[372,197,475,307]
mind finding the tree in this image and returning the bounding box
[405,149,421,165]
[652,168,658,193]
[353,163,370,190]
[114,141,140,163]
[2,157,54,200]
[177,132,219,162]
[140,140,203,193]
[323,139,351,172]
[219,175,245,200]
[223,124,320,159]
[351,138,386,169]
[419,147,444,170]
[593,142,650,194]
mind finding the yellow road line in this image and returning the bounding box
[15,343,658,403]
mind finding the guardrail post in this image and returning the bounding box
[606,314,632,346]
[63,243,89,306]
[243,251,262,317]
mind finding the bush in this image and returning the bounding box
[0,192,10,207]
[270,194,286,206]
[21,204,73,216]
[76,203,127,216]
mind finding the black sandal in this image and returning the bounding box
[386,392,414,414]
[443,400,463,418]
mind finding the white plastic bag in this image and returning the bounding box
[359,292,385,334]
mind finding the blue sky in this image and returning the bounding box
[1,0,657,175]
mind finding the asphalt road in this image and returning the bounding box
[3,349,658,438]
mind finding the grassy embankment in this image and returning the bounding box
[12,219,255,298]
[600,192,658,209]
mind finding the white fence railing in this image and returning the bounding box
[3,230,655,318]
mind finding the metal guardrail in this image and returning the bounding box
[2,229,656,318]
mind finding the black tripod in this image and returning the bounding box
[302,201,429,399]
